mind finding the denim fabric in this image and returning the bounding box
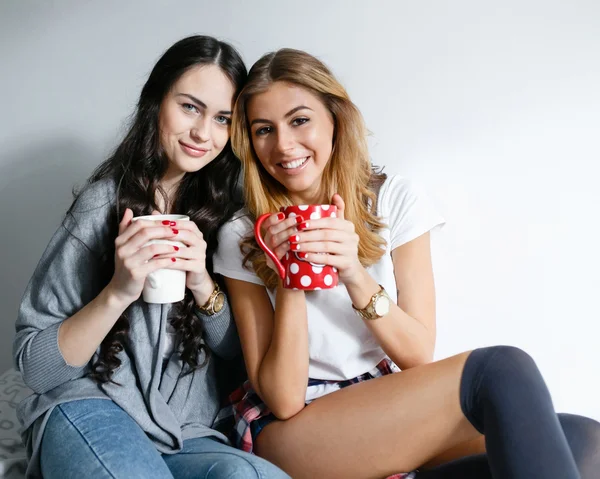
[40,399,290,479]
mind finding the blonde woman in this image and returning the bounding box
[213,49,600,479]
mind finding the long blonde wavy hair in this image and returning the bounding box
[232,48,387,289]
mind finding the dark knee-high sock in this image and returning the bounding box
[457,346,580,478]
[416,413,600,479]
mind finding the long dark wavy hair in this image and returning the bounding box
[76,35,246,383]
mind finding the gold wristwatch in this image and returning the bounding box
[352,284,391,320]
[197,282,225,316]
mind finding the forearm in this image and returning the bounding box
[345,267,435,368]
[257,285,309,419]
[57,285,129,366]
[195,299,240,359]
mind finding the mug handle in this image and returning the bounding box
[254,213,286,280]
[146,271,161,289]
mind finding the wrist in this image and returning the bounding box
[100,284,131,315]
[191,277,216,307]
[342,264,369,288]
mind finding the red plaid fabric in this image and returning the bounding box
[214,358,417,479]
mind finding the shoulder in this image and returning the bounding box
[218,208,253,240]
[377,174,422,216]
[64,177,117,253]
[70,177,117,214]
[377,174,445,249]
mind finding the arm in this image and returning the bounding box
[15,208,181,393]
[194,297,241,360]
[225,278,309,420]
[292,192,438,370]
[345,231,437,368]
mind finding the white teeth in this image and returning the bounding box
[281,157,308,169]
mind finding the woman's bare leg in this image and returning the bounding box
[421,436,485,468]
[255,351,477,479]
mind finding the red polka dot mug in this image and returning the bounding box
[254,205,339,290]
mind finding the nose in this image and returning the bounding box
[190,117,210,143]
[275,127,295,153]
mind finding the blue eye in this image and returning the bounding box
[292,117,309,126]
[255,126,273,136]
[182,103,199,113]
[215,115,231,125]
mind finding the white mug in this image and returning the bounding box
[131,214,189,304]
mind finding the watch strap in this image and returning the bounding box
[352,284,390,320]
[197,282,222,316]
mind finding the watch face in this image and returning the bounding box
[374,295,390,316]
[214,292,225,312]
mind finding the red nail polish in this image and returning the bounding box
[292,244,301,251]
[171,257,176,262]
[298,222,309,230]
[276,212,285,221]
[172,228,179,234]
[169,221,176,226]
[298,252,308,259]
[289,235,299,242]
[173,246,179,251]
[295,216,304,224]
[161,220,170,225]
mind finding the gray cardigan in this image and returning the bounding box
[13,178,240,478]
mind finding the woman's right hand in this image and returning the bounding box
[106,208,180,307]
[261,212,303,273]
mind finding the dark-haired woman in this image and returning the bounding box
[13,35,289,479]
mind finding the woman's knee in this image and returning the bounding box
[204,455,261,479]
[204,454,290,479]
[464,345,543,387]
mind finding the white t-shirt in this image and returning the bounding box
[213,175,445,380]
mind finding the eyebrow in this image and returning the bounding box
[250,105,313,126]
[175,93,232,115]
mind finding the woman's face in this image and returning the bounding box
[158,64,235,184]
[247,81,335,204]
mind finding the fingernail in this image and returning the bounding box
[298,222,309,230]
[276,212,285,221]
[169,221,176,226]
[173,246,179,251]
[162,220,170,225]
[171,257,176,262]
[291,243,301,251]
[172,229,179,234]
[289,235,299,242]
[295,216,304,224]
[298,252,309,259]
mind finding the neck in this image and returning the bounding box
[290,185,324,206]
[158,171,184,214]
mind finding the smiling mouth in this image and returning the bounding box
[279,157,309,170]
[179,141,209,158]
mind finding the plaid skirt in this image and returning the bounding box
[214,358,417,479]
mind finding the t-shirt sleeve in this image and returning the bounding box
[214,214,264,286]
[380,175,446,250]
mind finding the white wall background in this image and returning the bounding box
[1,1,598,420]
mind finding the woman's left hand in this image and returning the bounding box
[160,219,215,303]
[290,194,364,284]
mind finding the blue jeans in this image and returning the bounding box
[40,399,290,479]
